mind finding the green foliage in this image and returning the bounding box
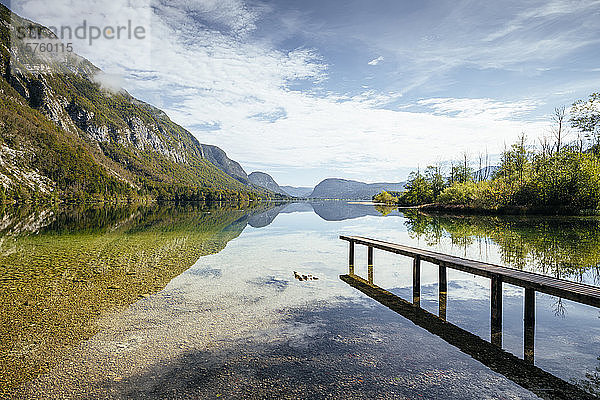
[449,164,473,184]
[495,134,531,186]
[438,181,480,205]
[435,149,600,212]
[399,171,434,206]
[526,151,600,209]
[425,165,446,198]
[396,167,447,206]
[373,190,398,204]
[571,93,600,149]
[394,93,600,213]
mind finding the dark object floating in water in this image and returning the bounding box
[294,271,319,281]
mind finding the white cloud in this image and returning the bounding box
[153,0,270,36]
[483,0,600,42]
[341,0,600,94]
[367,56,384,66]
[92,72,125,93]
[9,0,552,183]
[417,98,541,120]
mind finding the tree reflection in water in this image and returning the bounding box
[401,210,600,284]
[398,210,600,396]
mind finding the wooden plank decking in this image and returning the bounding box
[340,235,600,308]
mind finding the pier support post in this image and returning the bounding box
[524,288,535,364]
[367,246,374,284]
[491,275,503,347]
[349,241,355,275]
[413,256,421,306]
[439,264,447,320]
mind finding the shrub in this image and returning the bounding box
[373,191,399,204]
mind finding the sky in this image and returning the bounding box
[4,0,600,186]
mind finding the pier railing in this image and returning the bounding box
[340,235,600,363]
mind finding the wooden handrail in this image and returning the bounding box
[340,235,600,308]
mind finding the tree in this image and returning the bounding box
[424,164,446,198]
[399,171,434,206]
[539,134,553,160]
[497,133,529,186]
[476,150,491,182]
[373,190,398,204]
[571,93,600,151]
[451,162,472,184]
[552,105,567,153]
[446,151,474,184]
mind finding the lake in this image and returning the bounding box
[2,201,599,399]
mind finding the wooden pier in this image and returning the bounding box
[340,273,596,400]
[340,235,600,361]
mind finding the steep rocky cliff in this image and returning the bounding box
[202,145,249,184]
[0,5,254,201]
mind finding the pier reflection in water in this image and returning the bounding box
[341,273,594,400]
[340,235,600,400]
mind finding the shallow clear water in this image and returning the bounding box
[2,202,599,399]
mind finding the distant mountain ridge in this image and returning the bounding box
[280,186,313,198]
[249,173,407,200]
[248,172,317,198]
[248,172,288,195]
[309,178,406,200]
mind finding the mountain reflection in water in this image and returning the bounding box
[1,201,599,399]
[0,203,251,396]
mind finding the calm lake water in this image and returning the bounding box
[1,202,599,399]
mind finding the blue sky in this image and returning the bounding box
[5,0,600,186]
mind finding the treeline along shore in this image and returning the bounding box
[375,92,600,215]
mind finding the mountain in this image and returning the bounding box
[0,5,257,203]
[309,178,406,200]
[248,172,288,195]
[201,145,250,184]
[280,186,313,198]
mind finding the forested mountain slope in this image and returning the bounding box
[0,5,259,203]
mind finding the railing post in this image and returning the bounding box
[413,255,421,306]
[439,264,447,320]
[491,274,503,347]
[524,288,535,364]
[349,241,355,275]
[367,246,374,284]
